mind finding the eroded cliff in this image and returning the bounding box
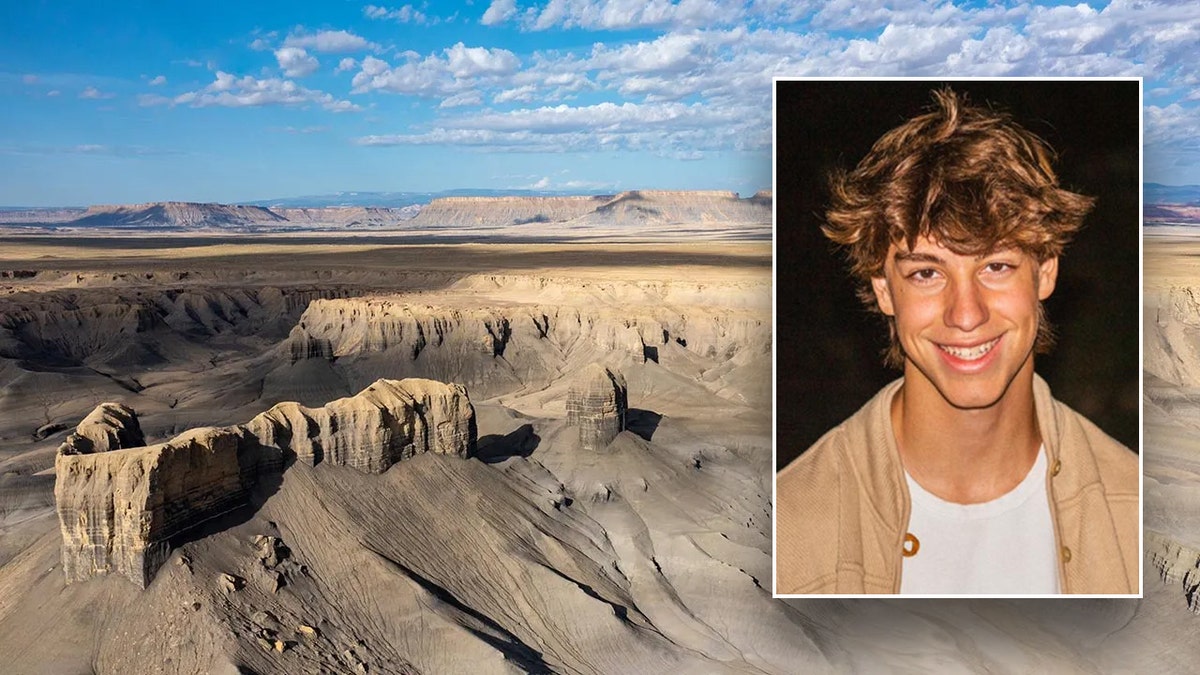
[55,378,476,588]
[1147,531,1200,613]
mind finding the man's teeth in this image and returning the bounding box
[939,338,999,361]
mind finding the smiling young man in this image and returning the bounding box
[775,88,1139,595]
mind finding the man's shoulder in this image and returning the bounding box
[777,380,896,487]
[1046,394,1139,496]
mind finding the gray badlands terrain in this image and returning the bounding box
[0,209,1195,672]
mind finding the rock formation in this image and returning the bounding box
[55,378,476,588]
[566,365,627,451]
[408,195,611,227]
[56,425,267,588]
[1147,531,1200,613]
[72,202,287,229]
[282,292,769,391]
[246,378,476,472]
[58,402,144,455]
[50,202,416,231]
[408,190,771,229]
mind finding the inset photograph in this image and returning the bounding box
[773,79,1141,596]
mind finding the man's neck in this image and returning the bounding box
[891,359,1042,504]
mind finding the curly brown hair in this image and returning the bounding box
[823,87,1095,368]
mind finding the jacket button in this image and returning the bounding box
[1061,546,1072,563]
[1051,459,1062,477]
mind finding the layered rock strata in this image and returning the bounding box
[284,294,768,373]
[56,426,268,588]
[247,378,476,472]
[408,190,771,228]
[58,402,144,455]
[566,365,627,451]
[55,378,476,588]
[1147,531,1200,613]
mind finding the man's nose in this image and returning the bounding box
[945,279,988,331]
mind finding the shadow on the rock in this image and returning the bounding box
[168,454,292,551]
[626,408,662,441]
[476,424,540,464]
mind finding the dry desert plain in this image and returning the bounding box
[0,234,1198,673]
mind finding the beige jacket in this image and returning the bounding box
[775,375,1139,594]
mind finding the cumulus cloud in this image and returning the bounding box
[284,29,377,53]
[525,0,741,31]
[354,99,765,155]
[275,47,320,77]
[79,86,115,99]
[482,0,518,25]
[148,75,167,86]
[494,85,538,104]
[177,1,1193,169]
[364,4,428,23]
[148,71,360,112]
[350,43,521,97]
[440,91,484,108]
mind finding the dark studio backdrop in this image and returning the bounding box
[774,79,1140,470]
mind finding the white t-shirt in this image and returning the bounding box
[900,446,1060,594]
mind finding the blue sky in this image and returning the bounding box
[1,0,1198,206]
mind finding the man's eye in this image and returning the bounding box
[908,268,939,282]
[985,262,1015,273]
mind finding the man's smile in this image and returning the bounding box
[935,336,1002,362]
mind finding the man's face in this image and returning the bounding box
[871,236,1058,410]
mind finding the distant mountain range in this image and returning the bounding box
[0,190,774,236]
[1145,183,1200,204]
[2,184,1197,211]
[239,188,616,209]
[3,184,1199,229]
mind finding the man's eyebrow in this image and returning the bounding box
[893,251,944,264]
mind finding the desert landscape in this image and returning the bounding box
[0,193,794,673]
[1,193,1199,673]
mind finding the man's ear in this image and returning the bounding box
[1037,257,1059,301]
[871,276,895,316]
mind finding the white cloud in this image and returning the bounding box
[149,71,360,112]
[364,4,428,23]
[526,0,741,31]
[336,57,358,73]
[350,43,521,97]
[589,32,711,74]
[275,47,320,77]
[284,29,377,53]
[354,99,764,154]
[445,43,521,77]
[495,85,538,104]
[482,0,518,25]
[440,91,484,108]
[79,86,115,99]
[148,75,167,86]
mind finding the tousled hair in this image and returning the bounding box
[823,88,1095,368]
